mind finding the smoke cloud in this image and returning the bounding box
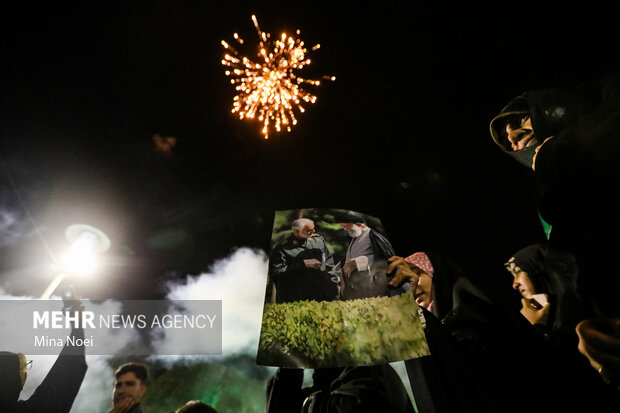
[0,208,29,249]
[154,247,268,359]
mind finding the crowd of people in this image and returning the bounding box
[3,74,620,412]
[266,73,620,412]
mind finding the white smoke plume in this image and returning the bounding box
[152,247,269,360]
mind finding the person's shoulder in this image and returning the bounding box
[309,233,328,244]
[368,228,382,236]
[369,228,390,241]
[272,235,295,251]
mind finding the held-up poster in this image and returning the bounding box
[256,208,429,368]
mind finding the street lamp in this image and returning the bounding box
[40,224,111,299]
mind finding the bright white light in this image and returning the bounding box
[41,224,111,298]
[61,224,111,276]
[62,248,97,276]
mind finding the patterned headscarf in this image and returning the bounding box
[404,252,434,278]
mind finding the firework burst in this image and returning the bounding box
[221,15,335,139]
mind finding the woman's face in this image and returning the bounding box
[414,272,433,308]
[512,271,536,298]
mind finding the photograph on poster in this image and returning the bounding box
[256,208,429,368]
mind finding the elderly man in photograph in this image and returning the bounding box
[269,218,340,303]
[337,214,394,300]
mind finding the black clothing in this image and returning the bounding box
[423,252,471,320]
[506,243,592,334]
[367,229,394,261]
[534,117,620,319]
[403,252,515,413]
[341,229,394,301]
[506,244,620,410]
[0,327,87,413]
[270,233,339,303]
[404,252,600,413]
[266,365,414,413]
[0,352,22,412]
[405,307,497,413]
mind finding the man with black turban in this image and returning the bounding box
[336,213,394,300]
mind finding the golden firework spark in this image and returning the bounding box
[221,15,335,139]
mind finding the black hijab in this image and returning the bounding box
[0,351,22,411]
[506,243,593,335]
[423,251,470,320]
[505,243,550,295]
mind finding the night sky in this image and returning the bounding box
[2,0,620,301]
